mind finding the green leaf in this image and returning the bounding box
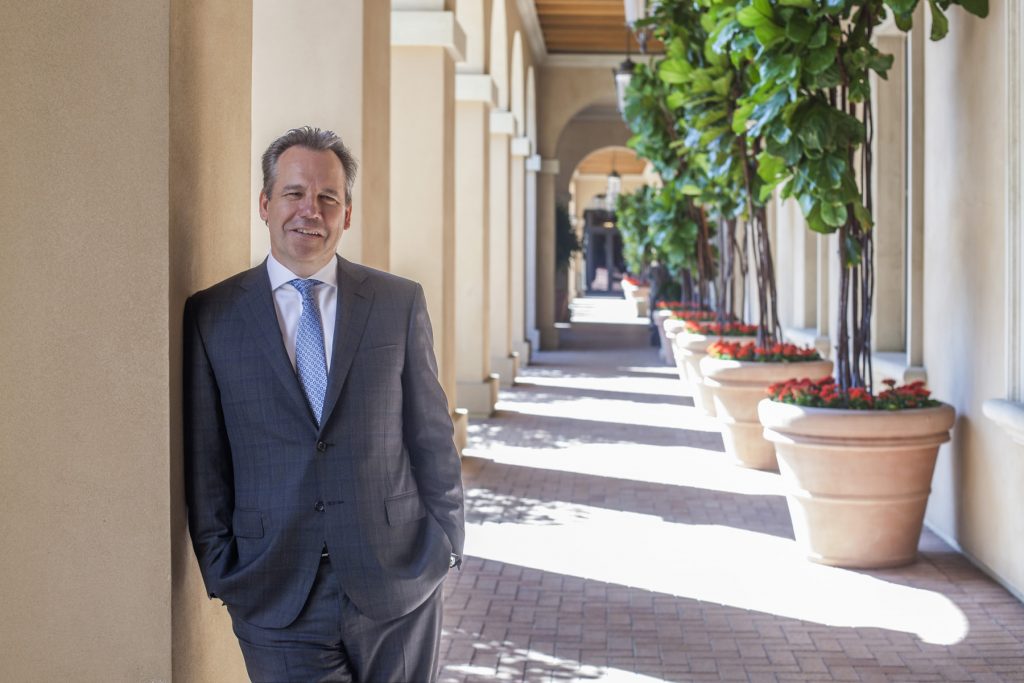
[712,72,733,96]
[821,201,848,227]
[753,0,774,18]
[756,151,786,182]
[893,11,914,30]
[843,233,863,265]
[852,199,874,230]
[928,0,950,40]
[732,101,755,134]
[805,203,833,233]
[777,0,815,7]
[957,0,988,18]
[868,51,895,76]
[885,0,918,13]
[659,58,691,85]
[807,22,828,49]
[796,108,827,151]
[810,154,846,190]
[666,90,685,110]
[755,22,787,46]
[806,46,836,74]
[785,14,814,44]
[737,5,769,27]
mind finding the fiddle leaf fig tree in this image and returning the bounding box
[734,0,987,392]
[620,55,718,308]
[634,0,784,344]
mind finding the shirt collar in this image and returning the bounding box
[267,253,339,291]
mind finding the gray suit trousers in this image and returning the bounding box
[229,556,444,683]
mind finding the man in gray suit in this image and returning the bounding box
[184,126,465,682]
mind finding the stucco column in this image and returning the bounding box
[390,6,467,443]
[525,154,541,352]
[455,74,500,417]
[3,2,252,681]
[490,109,518,385]
[537,158,560,349]
[509,136,531,364]
[252,0,390,270]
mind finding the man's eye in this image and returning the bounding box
[285,192,301,199]
[321,196,340,204]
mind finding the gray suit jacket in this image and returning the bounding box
[184,256,465,628]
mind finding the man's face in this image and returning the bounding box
[259,145,352,277]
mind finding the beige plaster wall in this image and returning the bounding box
[921,5,1024,597]
[0,2,172,680]
[251,0,391,270]
[169,2,252,681]
[556,123,633,197]
[537,66,619,158]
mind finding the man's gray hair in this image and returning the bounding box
[261,126,358,204]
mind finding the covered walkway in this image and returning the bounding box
[439,299,1024,682]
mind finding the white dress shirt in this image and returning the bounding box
[266,253,338,372]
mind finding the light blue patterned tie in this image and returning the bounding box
[290,278,328,424]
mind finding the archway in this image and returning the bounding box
[565,145,650,310]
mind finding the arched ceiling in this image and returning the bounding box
[575,146,646,176]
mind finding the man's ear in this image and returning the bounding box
[343,203,353,230]
[259,191,270,223]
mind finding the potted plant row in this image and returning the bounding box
[628,0,987,567]
[701,341,832,469]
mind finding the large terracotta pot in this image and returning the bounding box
[700,357,833,470]
[654,311,676,365]
[758,399,956,568]
[663,319,691,383]
[673,333,757,417]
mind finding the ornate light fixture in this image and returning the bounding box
[614,1,657,113]
[612,52,635,115]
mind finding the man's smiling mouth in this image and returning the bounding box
[293,228,324,238]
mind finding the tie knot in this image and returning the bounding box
[290,278,321,299]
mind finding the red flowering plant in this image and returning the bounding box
[670,310,719,322]
[622,274,648,287]
[767,377,940,410]
[683,321,758,337]
[656,301,706,312]
[708,341,822,363]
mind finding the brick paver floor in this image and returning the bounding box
[439,307,1024,682]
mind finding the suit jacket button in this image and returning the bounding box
[314,501,325,512]
[316,441,327,452]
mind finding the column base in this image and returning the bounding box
[539,324,559,350]
[491,354,517,387]
[511,339,531,367]
[457,374,500,418]
[452,408,468,454]
[526,328,540,355]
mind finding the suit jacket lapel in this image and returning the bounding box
[239,261,312,420]
[321,257,373,428]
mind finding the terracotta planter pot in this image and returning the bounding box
[673,333,757,417]
[663,319,691,383]
[654,311,675,365]
[700,357,833,470]
[758,399,956,568]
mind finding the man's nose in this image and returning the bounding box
[297,195,321,218]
